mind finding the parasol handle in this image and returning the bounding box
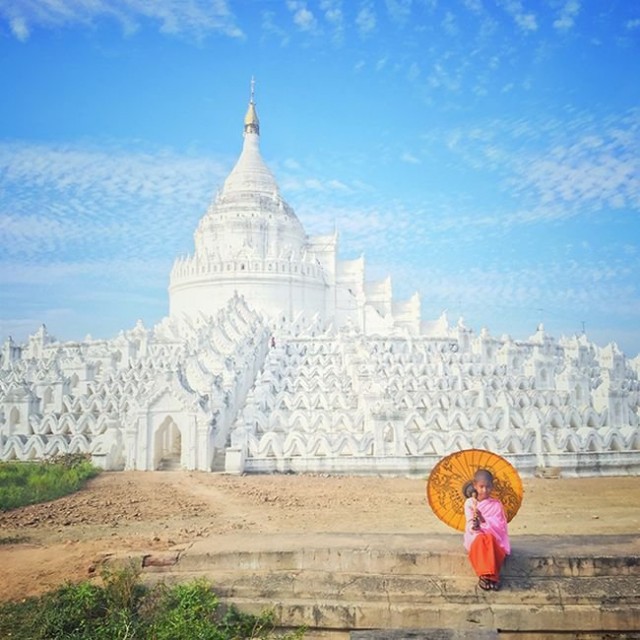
[471,489,480,530]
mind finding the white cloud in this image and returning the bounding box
[507,116,640,215]
[515,12,537,31]
[0,141,225,204]
[261,10,290,46]
[320,0,344,41]
[427,61,462,92]
[279,171,358,195]
[0,213,83,258]
[356,4,376,35]
[428,109,640,224]
[287,1,318,32]
[296,8,316,30]
[400,151,420,164]
[321,0,342,23]
[626,18,640,30]
[385,0,412,24]
[441,11,459,36]
[407,61,420,81]
[9,16,29,41]
[283,158,301,171]
[0,256,170,287]
[375,56,388,71]
[463,0,484,13]
[399,255,639,339]
[498,0,538,32]
[0,140,228,265]
[327,179,350,191]
[553,0,581,31]
[0,0,244,41]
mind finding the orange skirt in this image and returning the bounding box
[468,532,506,581]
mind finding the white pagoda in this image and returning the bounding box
[169,82,420,335]
[1,86,639,477]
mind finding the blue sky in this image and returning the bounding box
[1,0,639,356]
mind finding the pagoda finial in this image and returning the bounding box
[244,77,260,135]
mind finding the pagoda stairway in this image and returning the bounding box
[101,532,640,639]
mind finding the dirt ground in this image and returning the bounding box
[1,472,638,602]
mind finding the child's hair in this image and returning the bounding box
[473,468,494,485]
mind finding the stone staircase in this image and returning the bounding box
[113,533,640,639]
[210,448,227,472]
[157,455,182,471]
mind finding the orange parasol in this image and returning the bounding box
[426,448,523,532]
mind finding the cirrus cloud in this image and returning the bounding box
[0,0,244,41]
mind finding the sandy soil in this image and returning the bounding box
[1,472,638,602]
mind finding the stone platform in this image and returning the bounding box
[106,533,640,639]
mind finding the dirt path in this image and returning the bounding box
[1,472,638,601]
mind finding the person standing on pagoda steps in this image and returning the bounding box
[463,468,511,591]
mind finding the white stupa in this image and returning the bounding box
[1,85,639,476]
[169,81,421,334]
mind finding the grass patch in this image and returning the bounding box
[0,563,306,640]
[0,535,30,545]
[0,454,100,512]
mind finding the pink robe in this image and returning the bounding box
[463,496,510,581]
[463,496,510,555]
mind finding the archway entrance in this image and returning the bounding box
[153,416,182,471]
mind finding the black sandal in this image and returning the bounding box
[478,577,492,591]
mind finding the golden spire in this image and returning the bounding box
[244,76,260,135]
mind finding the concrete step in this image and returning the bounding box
[169,546,639,578]
[146,532,640,579]
[100,533,640,637]
[142,569,640,606]
[219,597,640,634]
[351,632,498,640]
[352,632,640,640]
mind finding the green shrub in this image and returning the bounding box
[0,565,306,640]
[0,455,100,511]
[143,580,225,640]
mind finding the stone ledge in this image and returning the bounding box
[351,630,498,640]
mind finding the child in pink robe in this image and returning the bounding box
[463,468,510,591]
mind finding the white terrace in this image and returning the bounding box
[2,304,639,476]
